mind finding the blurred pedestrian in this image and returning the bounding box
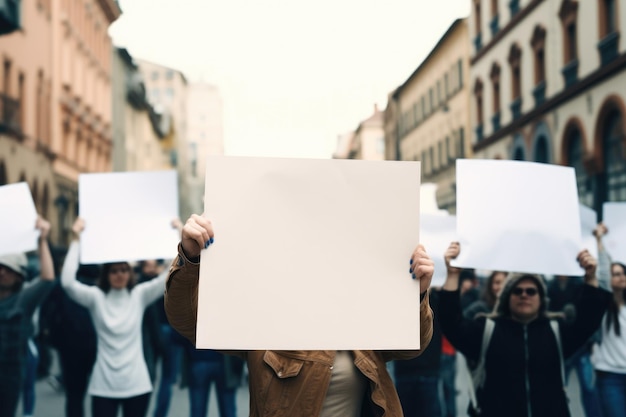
[61,218,176,417]
[464,271,507,319]
[184,345,245,417]
[592,223,626,417]
[43,262,99,417]
[138,259,166,384]
[0,217,55,417]
[394,288,443,417]
[440,241,610,417]
[164,213,435,416]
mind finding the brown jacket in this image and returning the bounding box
[164,245,434,417]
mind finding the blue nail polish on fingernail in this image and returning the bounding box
[412,273,416,280]
[410,259,413,265]
[209,237,214,244]
[409,268,413,274]
[204,240,210,249]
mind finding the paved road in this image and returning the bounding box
[22,353,584,417]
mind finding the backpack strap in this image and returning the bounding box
[467,318,495,409]
[550,319,566,385]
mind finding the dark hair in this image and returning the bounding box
[606,262,626,336]
[98,262,135,293]
[482,271,508,309]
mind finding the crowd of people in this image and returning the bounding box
[1,211,624,417]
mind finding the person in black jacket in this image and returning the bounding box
[439,241,611,417]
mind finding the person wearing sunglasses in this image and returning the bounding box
[439,241,611,417]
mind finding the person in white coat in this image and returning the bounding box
[61,218,179,417]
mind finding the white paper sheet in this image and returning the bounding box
[451,159,584,276]
[197,156,422,350]
[0,183,39,256]
[603,202,626,264]
[579,204,598,260]
[420,214,457,287]
[78,171,180,264]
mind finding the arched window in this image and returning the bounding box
[598,0,619,64]
[513,147,525,161]
[559,0,579,85]
[603,110,626,201]
[530,25,547,106]
[490,0,500,35]
[508,44,523,120]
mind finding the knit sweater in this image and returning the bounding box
[61,242,168,398]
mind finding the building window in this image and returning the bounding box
[490,63,501,115]
[430,146,436,173]
[18,72,25,130]
[531,25,547,85]
[444,73,449,98]
[438,141,445,167]
[508,44,522,100]
[559,1,579,63]
[599,0,617,37]
[458,128,466,158]
[603,110,626,202]
[458,59,464,89]
[0,161,6,185]
[474,0,482,36]
[534,135,550,163]
[474,79,484,125]
[446,136,452,162]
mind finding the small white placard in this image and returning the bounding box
[421,214,457,287]
[78,171,179,264]
[0,182,38,256]
[603,202,626,264]
[579,204,598,260]
[197,156,422,350]
[451,159,584,276]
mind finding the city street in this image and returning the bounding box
[22,353,585,417]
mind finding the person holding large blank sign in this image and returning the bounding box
[440,242,610,417]
[61,218,179,417]
[165,213,435,417]
[0,216,55,417]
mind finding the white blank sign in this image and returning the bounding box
[197,156,422,350]
[78,171,180,264]
[0,182,38,256]
[603,202,626,264]
[451,159,584,276]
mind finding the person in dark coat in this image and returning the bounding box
[439,241,610,417]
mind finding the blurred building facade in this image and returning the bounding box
[384,19,471,213]
[136,59,195,219]
[0,0,120,250]
[186,82,224,215]
[333,104,385,160]
[111,48,169,173]
[469,0,626,215]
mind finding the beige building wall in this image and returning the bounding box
[332,106,384,161]
[186,82,224,215]
[385,19,471,213]
[137,59,194,219]
[1,0,120,248]
[469,0,626,213]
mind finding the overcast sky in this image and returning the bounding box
[109,0,470,159]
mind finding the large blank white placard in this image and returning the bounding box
[421,214,457,287]
[0,183,39,256]
[603,202,626,264]
[197,156,422,350]
[451,159,584,276]
[78,171,179,264]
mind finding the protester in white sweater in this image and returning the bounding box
[592,223,626,417]
[61,218,177,417]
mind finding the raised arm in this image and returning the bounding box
[164,214,214,344]
[60,218,99,308]
[20,216,56,314]
[438,242,485,362]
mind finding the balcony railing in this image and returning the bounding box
[0,92,22,135]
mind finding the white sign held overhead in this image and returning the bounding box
[78,170,180,264]
[420,213,457,287]
[451,159,584,276]
[197,156,422,350]
[603,202,626,264]
[579,204,598,260]
[0,182,39,256]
